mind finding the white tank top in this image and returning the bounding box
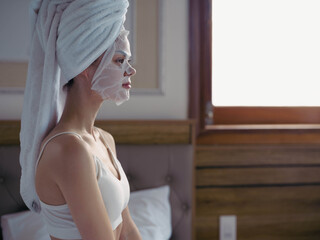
[36,131,130,239]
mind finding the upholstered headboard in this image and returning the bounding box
[117,145,193,240]
[0,145,193,240]
[0,120,195,240]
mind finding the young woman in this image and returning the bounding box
[19,0,141,239]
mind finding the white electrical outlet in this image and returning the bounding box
[219,215,237,240]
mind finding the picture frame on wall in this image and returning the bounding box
[0,0,164,95]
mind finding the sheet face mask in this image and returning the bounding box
[91,34,135,105]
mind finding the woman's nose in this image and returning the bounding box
[124,64,136,77]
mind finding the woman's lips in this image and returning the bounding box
[122,82,131,89]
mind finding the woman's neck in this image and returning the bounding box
[57,83,103,135]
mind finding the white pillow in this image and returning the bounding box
[1,210,50,240]
[128,185,172,240]
[1,185,171,240]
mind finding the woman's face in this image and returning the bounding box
[91,34,136,105]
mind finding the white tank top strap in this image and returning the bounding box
[35,132,83,170]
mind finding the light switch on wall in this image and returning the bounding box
[219,215,237,240]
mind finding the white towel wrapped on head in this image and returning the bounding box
[20,0,129,212]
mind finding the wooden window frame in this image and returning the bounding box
[188,0,320,144]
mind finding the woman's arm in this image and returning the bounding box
[120,207,142,240]
[97,128,142,240]
[49,135,116,240]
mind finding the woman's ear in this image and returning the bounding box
[82,68,91,80]
[73,68,91,85]
[74,54,103,82]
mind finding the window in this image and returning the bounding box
[212,0,320,107]
[189,0,320,144]
[189,0,320,129]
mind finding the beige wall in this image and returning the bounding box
[0,0,189,120]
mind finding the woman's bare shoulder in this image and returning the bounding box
[36,133,95,204]
[39,133,93,175]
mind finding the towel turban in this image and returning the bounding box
[20,0,129,212]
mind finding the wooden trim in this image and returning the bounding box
[188,1,200,237]
[190,116,197,240]
[188,0,201,133]
[188,0,212,135]
[196,186,320,216]
[201,0,212,126]
[213,106,320,124]
[96,120,194,144]
[0,121,21,145]
[196,144,320,187]
[0,120,195,145]
[197,125,320,145]
[196,144,320,167]
[196,167,320,187]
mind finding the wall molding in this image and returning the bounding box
[0,120,195,145]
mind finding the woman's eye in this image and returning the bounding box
[116,58,125,64]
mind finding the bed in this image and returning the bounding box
[0,120,194,240]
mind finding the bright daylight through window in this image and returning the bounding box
[212,0,320,107]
